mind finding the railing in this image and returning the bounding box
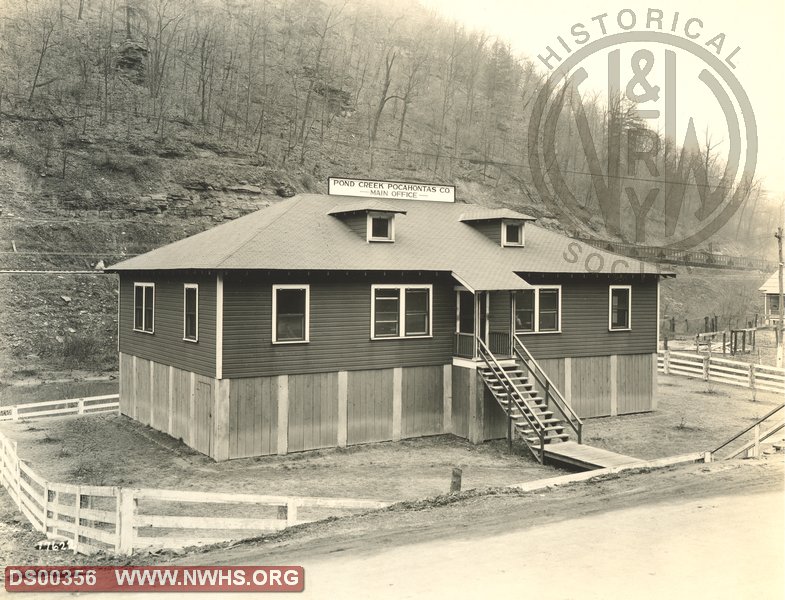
[454,332,475,358]
[512,335,583,444]
[489,331,511,356]
[477,338,545,463]
[0,429,388,555]
[711,404,784,460]
[657,350,785,394]
[0,394,120,422]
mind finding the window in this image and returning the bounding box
[273,285,310,343]
[514,286,561,333]
[609,285,632,330]
[372,285,432,339]
[183,284,198,342]
[502,221,524,247]
[367,213,394,242]
[133,283,155,333]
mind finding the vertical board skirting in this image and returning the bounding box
[563,357,572,406]
[277,375,289,455]
[392,368,403,441]
[212,379,230,461]
[443,364,452,434]
[337,371,348,447]
[215,273,224,379]
[468,367,480,443]
[609,354,618,416]
[131,355,137,420]
[167,366,174,435]
[450,366,470,438]
[188,372,196,447]
[149,359,154,426]
[651,352,658,410]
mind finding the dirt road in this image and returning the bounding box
[168,458,783,600]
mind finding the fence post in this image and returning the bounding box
[702,355,710,381]
[117,489,137,555]
[748,364,756,390]
[74,485,82,552]
[77,399,84,415]
[42,481,50,533]
[751,424,761,459]
[11,406,18,421]
[285,500,298,527]
[664,350,671,375]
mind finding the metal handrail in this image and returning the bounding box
[513,335,583,443]
[711,404,785,456]
[477,338,545,463]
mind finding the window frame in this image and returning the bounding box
[133,282,155,334]
[501,220,524,247]
[371,284,433,340]
[609,285,632,331]
[514,285,562,335]
[183,283,199,342]
[366,212,395,243]
[272,284,310,344]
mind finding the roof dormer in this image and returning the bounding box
[459,208,536,247]
[328,201,407,243]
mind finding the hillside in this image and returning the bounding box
[0,0,779,381]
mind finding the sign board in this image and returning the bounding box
[328,177,455,202]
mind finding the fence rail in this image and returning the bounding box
[657,350,785,394]
[0,394,120,422]
[0,429,389,555]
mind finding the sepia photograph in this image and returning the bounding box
[0,0,782,597]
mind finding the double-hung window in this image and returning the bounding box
[273,285,310,343]
[609,285,632,330]
[514,286,561,333]
[183,284,198,342]
[372,285,432,339]
[133,283,155,333]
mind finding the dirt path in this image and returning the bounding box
[165,457,783,599]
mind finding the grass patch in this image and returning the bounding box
[38,434,61,444]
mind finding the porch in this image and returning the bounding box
[453,289,517,359]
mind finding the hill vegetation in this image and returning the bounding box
[0,0,778,378]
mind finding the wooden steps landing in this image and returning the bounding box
[540,441,639,471]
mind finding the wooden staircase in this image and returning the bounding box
[477,336,584,464]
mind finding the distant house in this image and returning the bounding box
[760,271,782,325]
[107,192,670,462]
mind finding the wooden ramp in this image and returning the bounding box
[542,441,640,471]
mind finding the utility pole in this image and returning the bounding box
[776,220,784,367]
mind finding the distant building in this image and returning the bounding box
[107,192,671,462]
[760,271,782,326]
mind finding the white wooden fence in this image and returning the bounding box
[0,394,120,422]
[0,429,388,555]
[658,350,785,394]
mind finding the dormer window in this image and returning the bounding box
[502,221,524,247]
[368,213,394,242]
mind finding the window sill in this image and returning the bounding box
[133,328,155,335]
[516,330,562,335]
[272,340,310,345]
[183,337,199,343]
[371,335,433,341]
[609,327,632,332]
[368,238,395,243]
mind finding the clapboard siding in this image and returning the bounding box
[347,369,394,445]
[287,372,339,452]
[570,355,612,418]
[118,272,217,377]
[516,275,657,359]
[488,291,511,333]
[617,354,654,414]
[451,366,471,438]
[401,365,443,437]
[470,221,502,245]
[223,272,454,378]
[228,376,278,459]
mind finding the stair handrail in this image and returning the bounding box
[513,335,583,444]
[477,338,545,463]
[711,403,784,459]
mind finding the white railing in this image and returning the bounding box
[657,350,785,394]
[0,394,120,422]
[0,429,389,555]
